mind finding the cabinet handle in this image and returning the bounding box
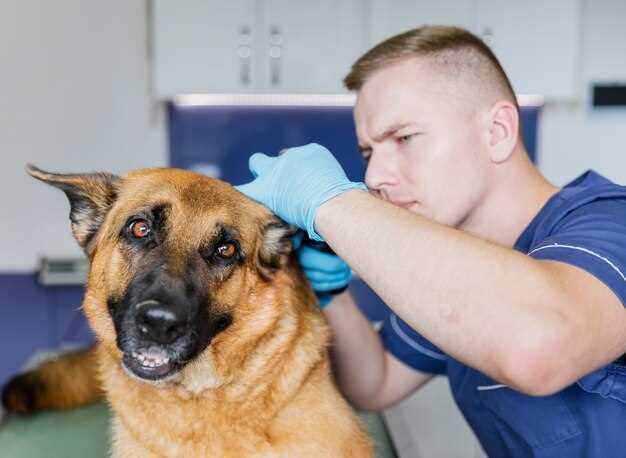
[238,26,252,87]
[269,26,282,87]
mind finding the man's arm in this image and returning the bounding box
[316,190,626,396]
[325,291,433,410]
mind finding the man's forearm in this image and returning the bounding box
[324,292,387,406]
[315,190,570,388]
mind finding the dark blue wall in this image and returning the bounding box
[0,275,94,386]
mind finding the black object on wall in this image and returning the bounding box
[592,83,626,107]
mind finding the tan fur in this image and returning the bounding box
[2,346,102,413]
[3,166,373,457]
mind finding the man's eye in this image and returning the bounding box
[398,134,416,143]
[128,220,151,239]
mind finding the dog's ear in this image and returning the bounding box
[26,163,119,256]
[256,220,296,279]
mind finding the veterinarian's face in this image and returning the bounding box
[354,58,491,228]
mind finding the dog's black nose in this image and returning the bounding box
[135,301,186,344]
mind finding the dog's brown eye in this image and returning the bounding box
[216,242,236,258]
[129,220,151,239]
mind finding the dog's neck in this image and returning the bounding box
[100,265,332,456]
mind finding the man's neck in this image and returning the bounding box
[460,151,559,248]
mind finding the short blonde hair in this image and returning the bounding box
[344,25,518,111]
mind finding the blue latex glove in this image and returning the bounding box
[292,231,352,309]
[235,143,367,241]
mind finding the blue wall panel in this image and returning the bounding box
[0,275,93,386]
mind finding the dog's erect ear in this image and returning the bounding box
[26,163,119,255]
[256,220,296,279]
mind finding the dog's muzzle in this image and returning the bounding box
[118,299,229,383]
[120,299,190,381]
[112,266,228,383]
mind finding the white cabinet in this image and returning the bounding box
[153,0,366,97]
[153,0,257,96]
[368,0,477,47]
[366,0,581,101]
[154,1,581,100]
[475,0,581,100]
[258,0,366,94]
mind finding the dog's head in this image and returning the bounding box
[27,165,304,386]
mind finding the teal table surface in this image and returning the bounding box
[0,402,397,458]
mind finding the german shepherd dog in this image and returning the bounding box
[2,165,373,457]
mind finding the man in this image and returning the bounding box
[237,26,626,456]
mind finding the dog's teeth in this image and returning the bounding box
[131,348,171,369]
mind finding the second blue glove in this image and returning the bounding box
[292,231,353,309]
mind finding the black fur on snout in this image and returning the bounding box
[108,261,232,380]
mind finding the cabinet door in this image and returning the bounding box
[368,0,477,46]
[153,0,256,97]
[260,0,367,94]
[476,0,580,100]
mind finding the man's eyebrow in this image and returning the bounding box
[358,122,422,153]
[371,122,420,142]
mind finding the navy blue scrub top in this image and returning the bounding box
[380,170,626,457]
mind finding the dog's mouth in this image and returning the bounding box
[112,294,232,383]
[122,346,181,382]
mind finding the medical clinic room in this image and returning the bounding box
[2,1,626,457]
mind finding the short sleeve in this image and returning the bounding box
[527,198,626,307]
[379,312,447,375]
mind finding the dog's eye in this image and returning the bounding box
[216,242,237,259]
[128,220,151,239]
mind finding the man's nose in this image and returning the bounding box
[364,149,396,194]
[134,301,187,345]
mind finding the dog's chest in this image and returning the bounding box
[111,406,270,458]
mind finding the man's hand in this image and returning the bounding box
[235,143,367,241]
[296,234,353,308]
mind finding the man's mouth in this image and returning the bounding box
[390,200,416,210]
[122,346,180,381]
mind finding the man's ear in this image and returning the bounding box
[256,220,297,280]
[26,163,119,256]
[487,100,520,164]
